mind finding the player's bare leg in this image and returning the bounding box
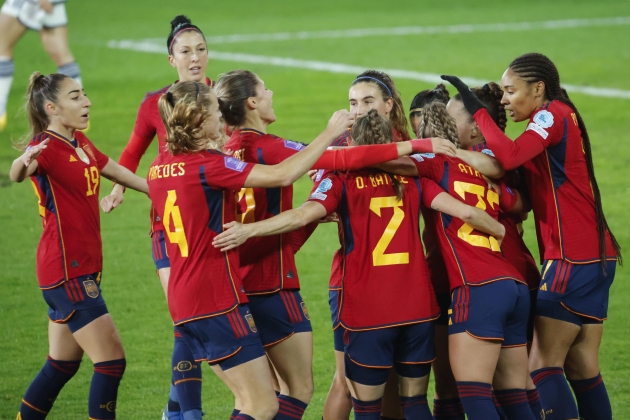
[345,379,387,404]
[267,354,281,394]
[158,267,170,298]
[433,324,459,399]
[211,355,279,420]
[265,331,314,404]
[48,321,84,361]
[0,12,26,131]
[493,346,530,390]
[213,366,244,411]
[529,315,581,420]
[381,369,404,418]
[72,314,125,362]
[38,26,75,68]
[323,350,352,420]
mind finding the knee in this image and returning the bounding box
[564,351,599,380]
[257,398,279,420]
[290,377,314,403]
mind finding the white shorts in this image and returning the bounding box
[1,0,67,31]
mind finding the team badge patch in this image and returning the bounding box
[83,279,99,298]
[309,178,332,200]
[481,149,495,157]
[300,301,310,320]
[224,156,247,172]
[245,313,258,333]
[533,110,554,128]
[82,145,97,161]
[411,153,435,162]
[76,148,90,164]
[315,169,325,182]
[284,140,306,151]
[526,122,549,139]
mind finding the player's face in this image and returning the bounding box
[169,31,208,83]
[446,98,476,149]
[47,78,91,130]
[201,92,223,141]
[349,82,393,119]
[501,67,542,123]
[409,111,421,138]
[254,77,276,124]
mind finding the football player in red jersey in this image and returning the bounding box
[215,70,453,420]
[9,72,148,420]
[443,53,622,420]
[213,109,506,420]
[99,15,215,420]
[149,81,359,420]
[447,82,543,419]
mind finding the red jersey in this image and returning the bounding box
[470,142,540,290]
[411,154,524,290]
[307,170,441,330]
[29,130,109,289]
[147,150,253,325]
[475,100,616,263]
[118,78,214,235]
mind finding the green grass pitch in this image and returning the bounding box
[0,0,628,418]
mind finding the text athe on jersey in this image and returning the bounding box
[148,163,186,181]
[457,163,484,180]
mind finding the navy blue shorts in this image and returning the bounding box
[449,281,529,347]
[536,260,615,326]
[42,272,109,333]
[247,290,312,347]
[176,304,265,370]
[329,289,345,352]
[344,322,435,386]
[434,293,451,326]
[151,230,170,270]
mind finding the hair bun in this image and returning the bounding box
[170,15,192,30]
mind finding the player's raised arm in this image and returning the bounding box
[213,201,328,252]
[10,138,49,182]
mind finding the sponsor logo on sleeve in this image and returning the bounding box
[284,140,306,151]
[224,156,247,172]
[309,177,332,200]
[410,153,435,162]
[315,169,324,182]
[481,148,495,157]
[526,122,549,139]
[533,110,554,128]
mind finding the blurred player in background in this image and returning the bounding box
[150,80,355,420]
[0,0,82,132]
[10,72,148,420]
[444,52,622,420]
[100,15,213,420]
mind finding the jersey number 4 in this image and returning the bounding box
[453,181,500,251]
[369,196,409,266]
[164,190,189,257]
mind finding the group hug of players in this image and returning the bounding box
[9,14,621,420]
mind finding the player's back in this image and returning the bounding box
[147,150,250,325]
[309,169,438,330]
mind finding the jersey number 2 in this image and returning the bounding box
[453,181,500,251]
[369,196,409,266]
[164,190,189,257]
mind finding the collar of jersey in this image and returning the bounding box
[173,77,214,87]
[44,130,76,148]
[239,128,265,136]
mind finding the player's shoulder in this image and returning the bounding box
[141,83,172,105]
[409,152,442,163]
[530,100,571,126]
[332,128,352,147]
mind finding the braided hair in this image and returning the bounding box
[509,52,621,269]
[416,102,460,148]
[351,70,411,141]
[352,109,403,201]
[453,81,507,132]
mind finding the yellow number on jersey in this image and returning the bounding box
[369,196,409,266]
[453,181,501,251]
[164,190,189,257]
[237,187,256,224]
[84,166,99,196]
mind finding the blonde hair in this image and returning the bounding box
[416,102,461,148]
[158,81,215,154]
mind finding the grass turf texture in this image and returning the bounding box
[0,0,629,417]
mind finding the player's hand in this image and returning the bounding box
[319,212,339,223]
[100,190,124,213]
[326,110,356,139]
[431,138,457,156]
[213,221,251,251]
[440,75,486,116]
[21,138,49,166]
[308,169,319,182]
[38,0,54,13]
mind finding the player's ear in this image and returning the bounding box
[45,101,57,115]
[245,96,257,110]
[534,80,546,99]
[384,97,393,115]
[168,55,176,68]
[470,122,480,139]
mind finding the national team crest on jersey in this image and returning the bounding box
[224,156,247,172]
[533,110,554,128]
[244,313,258,333]
[310,178,332,200]
[481,149,495,157]
[301,301,310,320]
[82,144,97,161]
[284,140,305,151]
[83,279,99,298]
[76,148,90,164]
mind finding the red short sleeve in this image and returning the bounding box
[498,182,518,213]
[420,178,446,208]
[203,154,255,191]
[409,154,443,183]
[260,138,305,165]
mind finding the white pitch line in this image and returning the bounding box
[137,17,630,45]
[106,40,630,100]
